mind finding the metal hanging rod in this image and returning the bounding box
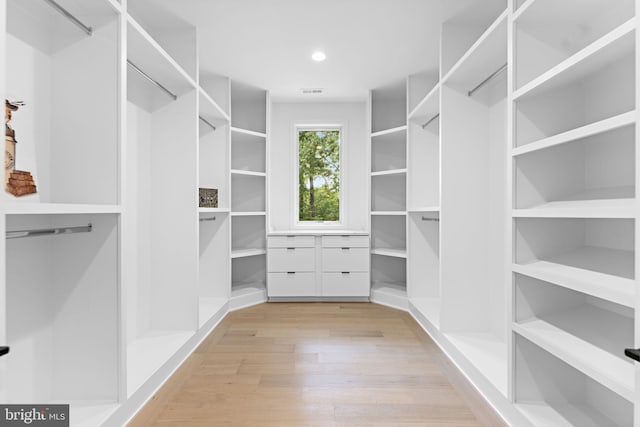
[6,223,92,240]
[127,60,178,101]
[421,217,440,222]
[200,216,216,222]
[44,0,93,36]
[199,116,217,132]
[468,63,508,97]
[421,113,440,129]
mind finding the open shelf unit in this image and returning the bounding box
[230,81,268,309]
[510,1,637,425]
[1,1,233,425]
[369,81,408,307]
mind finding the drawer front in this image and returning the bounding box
[268,248,315,272]
[268,272,316,297]
[322,248,369,272]
[268,235,315,248]
[322,272,370,297]
[322,235,369,248]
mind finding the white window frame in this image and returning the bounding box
[293,124,345,228]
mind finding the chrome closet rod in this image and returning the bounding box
[421,113,440,129]
[200,216,216,222]
[127,60,178,101]
[44,0,93,36]
[6,224,92,240]
[468,63,508,97]
[199,116,217,132]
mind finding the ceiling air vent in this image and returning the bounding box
[302,88,323,94]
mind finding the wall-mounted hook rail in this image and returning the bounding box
[422,217,440,222]
[127,60,178,101]
[6,224,92,240]
[468,63,508,97]
[421,113,440,129]
[44,0,93,36]
[199,216,216,222]
[199,116,217,132]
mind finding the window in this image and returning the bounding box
[296,127,342,223]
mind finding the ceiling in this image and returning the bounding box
[146,0,443,102]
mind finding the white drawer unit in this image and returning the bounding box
[322,235,369,248]
[322,272,369,297]
[267,247,315,272]
[267,232,370,298]
[268,272,316,296]
[322,247,369,272]
[268,235,315,248]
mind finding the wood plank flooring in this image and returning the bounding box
[128,303,508,427]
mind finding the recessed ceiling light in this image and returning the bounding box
[312,51,326,62]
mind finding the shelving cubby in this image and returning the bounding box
[514,274,634,402]
[370,215,406,258]
[3,0,120,208]
[514,334,632,427]
[125,22,199,397]
[4,213,120,425]
[436,1,509,397]
[230,81,268,308]
[513,0,634,90]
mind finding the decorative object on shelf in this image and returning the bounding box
[5,100,36,197]
[199,188,218,208]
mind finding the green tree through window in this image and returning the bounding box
[298,129,340,222]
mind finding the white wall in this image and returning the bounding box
[269,102,368,231]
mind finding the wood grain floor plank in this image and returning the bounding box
[128,303,508,427]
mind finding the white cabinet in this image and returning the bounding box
[267,232,370,298]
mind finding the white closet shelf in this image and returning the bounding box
[513,253,635,309]
[231,248,267,259]
[127,330,195,396]
[513,311,634,402]
[371,125,408,138]
[513,0,633,28]
[410,298,441,329]
[199,87,230,124]
[230,169,267,177]
[199,207,230,214]
[3,203,122,215]
[371,168,407,177]
[230,282,267,310]
[408,84,440,121]
[231,127,267,138]
[513,198,635,219]
[198,297,227,328]
[516,402,622,427]
[442,9,508,88]
[512,111,636,156]
[513,19,635,101]
[408,206,440,213]
[371,248,407,258]
[371,281,408,310]
[445,332,508,396]
[371,211,407,216]
[231,211,266,217]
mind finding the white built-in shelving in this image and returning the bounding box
[510,0,637,425]
[369,80,408,309]
[229,81,269,310]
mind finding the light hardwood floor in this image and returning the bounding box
[129,303,508,427]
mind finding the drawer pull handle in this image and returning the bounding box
[341,247,350,250]
[287,272,296,275]
[286,247,295,250]
[341,272,350,275]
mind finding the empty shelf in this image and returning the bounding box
[371,125,407,138]
[517,402,621,427]
[514,308,633,401]
[513,198,634,219]
[231,248,266,259]
[371,248,407,258]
